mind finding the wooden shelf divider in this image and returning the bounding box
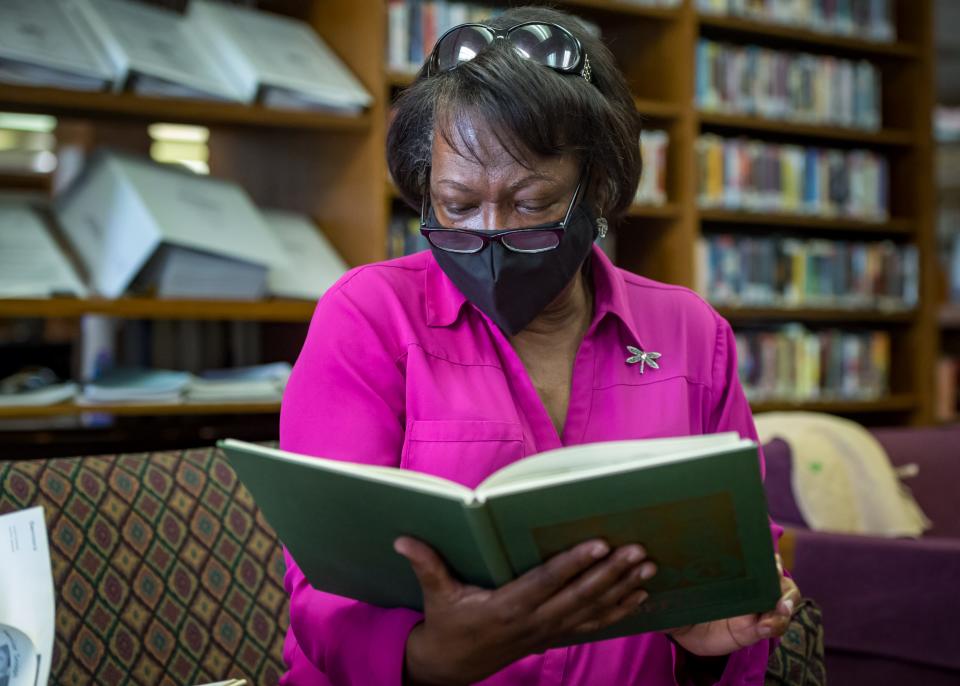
[750,394,918,414]
[0,297,316,322]
[0,84,371,131]
[634,98,682,120]
[0,401,281,419]
[699,210,913,235]
[716,306,916,324]
[627,202,679,219]
[559,0,680,19]
[698,111,914,146]
[697,13,921,59]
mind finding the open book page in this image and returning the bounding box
[0,507,54,686]
[221,440,473,502]
[476,433,744,496]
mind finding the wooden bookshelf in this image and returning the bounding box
[0,83,371,131]
[0,402,281,419]
[750,394,918,414]
[387,70,417,89]
[696,13,921,59]
[559,0,680,19]
[0,297,316,322]
[698,112,915,146]
[0,172,52,191]
[627,203,679,219]
[634,98,683,120]
[717,307,916,324]
[0,0,938,441]
[698,210,913,235]
[941,305,960,330]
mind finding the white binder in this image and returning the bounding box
[0,0,117,91]
[73,0,245,101]
[187,0,372,112]
[54,152,289,299]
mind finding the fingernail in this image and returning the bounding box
[758,626,772,637]
[640,562,656,580]
[636,591,649,605]
[590,542,609,559]
[782,598,795,615]
[625,546,642,563]
[393,539,406,555]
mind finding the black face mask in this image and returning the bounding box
[429,203,597,335]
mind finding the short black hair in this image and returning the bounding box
[386,5,643,219]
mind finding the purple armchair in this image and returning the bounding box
[763,425,960,686]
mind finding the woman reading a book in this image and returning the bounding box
[279,6,799,685]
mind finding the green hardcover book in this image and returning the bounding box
[219,433,780,643]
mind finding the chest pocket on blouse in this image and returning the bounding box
[401,420,525,490]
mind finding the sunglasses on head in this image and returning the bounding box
[427,21,592,83]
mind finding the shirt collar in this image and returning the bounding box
[589,246,647,351]
[424,245,647,350]
[425,250,469,327]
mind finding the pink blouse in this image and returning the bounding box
[278,246,780,685]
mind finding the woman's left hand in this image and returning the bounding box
[666,557,800,657]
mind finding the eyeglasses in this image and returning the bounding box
[427,22,592,83]
[420,178,584,254]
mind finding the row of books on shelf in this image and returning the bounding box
[0,150,348,302]
[387,0,497,74]
[696,39,881,130]
[697,234,917,310]
[736,326,890,402]
[0,0,370,112]
[0,363,291,409]
[696,134,888,220]
[696,0,896,43]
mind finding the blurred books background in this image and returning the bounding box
[0,0,953,456]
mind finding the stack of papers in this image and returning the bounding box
[80,368,192,404]
[0,382,77,408]
[55,151,289,300]
[0,204,87,299]
[73,0,244,101]
[0,0,117,91]
[263,210,348,301]
[185,362,291,404]
[77,364,290,406]
[187,1,372,113]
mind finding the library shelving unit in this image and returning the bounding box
[0,0,937,453]
[383,0,937,425]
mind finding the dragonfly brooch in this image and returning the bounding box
[626,346,661,374]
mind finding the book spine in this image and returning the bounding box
[463,503,514,586]
[388,0,411,72]
[697,38,881,129]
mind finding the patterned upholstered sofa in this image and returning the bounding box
[0,447,288,686]
[0,447,822,686]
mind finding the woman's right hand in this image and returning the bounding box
[394,536,657,686]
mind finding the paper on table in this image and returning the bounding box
[0,507,55,686]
